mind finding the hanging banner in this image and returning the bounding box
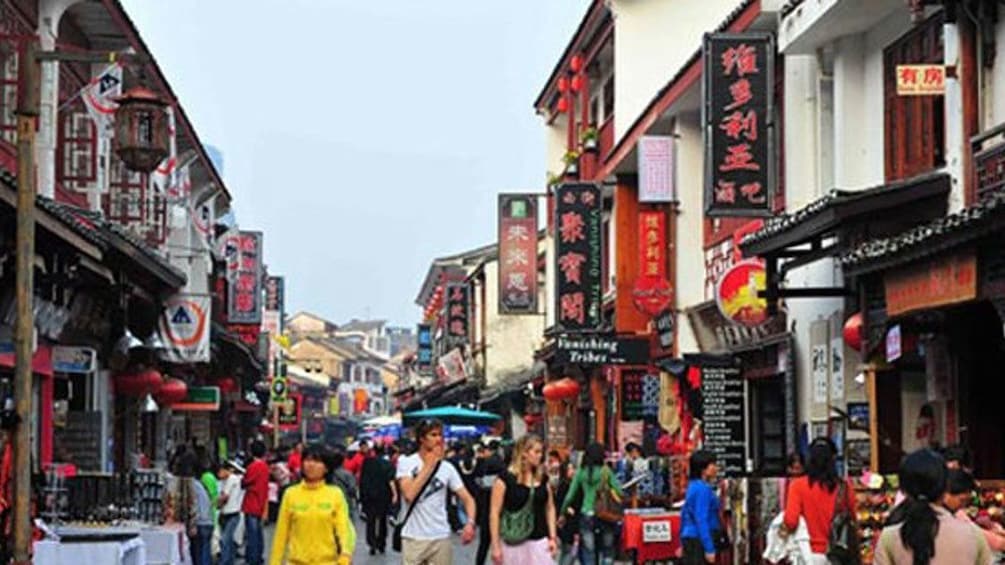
[416,323,433,371]
[638,135,675,202]
[498,194,539,314]
[158,294,211,363]
[633,211,672,316]
[554,183,603,332]
[227,231,263,324]
[703,32,775,217]
[444,283,470,346]
[264,276,285,314]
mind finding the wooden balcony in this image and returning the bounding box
[973,122,1005,203]
[598,116,615,162]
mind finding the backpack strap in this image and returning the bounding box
[401,460,442,529]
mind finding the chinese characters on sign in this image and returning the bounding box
[226,231,263,324]
[554,183,603,332]
[703,33,774,216]
[701,363,748,477]
[498,194,539,314]
[884,250,977,316]
[632,211,673,317]
[895,64,946,96]
[264,276,284,313]
[444,283,470,345]
[416,323,433,372]
[638,135,675,203]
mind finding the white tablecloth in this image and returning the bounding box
[141,524,191,565]
[34,536,146,565]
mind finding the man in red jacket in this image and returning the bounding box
[344,439,369,481]
[241,440,269,565]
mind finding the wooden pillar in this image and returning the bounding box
[866,364,880,472]
[614,175,649,333]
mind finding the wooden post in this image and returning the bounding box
[866,364,880,472]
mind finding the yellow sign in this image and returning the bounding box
[896,64,945,96]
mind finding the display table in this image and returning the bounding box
[621,510,680,562]
[34,535,146,565]
[141,523,191,565]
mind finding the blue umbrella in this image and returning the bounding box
[403,406,502,426]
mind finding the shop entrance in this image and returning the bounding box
[953,301,1005,478]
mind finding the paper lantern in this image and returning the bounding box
[570,54,584,72]
[558,77,569,92]
[112,87,170,173]
[556,377,580,399]
[571,75,584,92]
[115,369,163,396]
[843,312,864,351]
[556,97,569,113]
[217,376,238,393]
[154,378,188,405]
[542,382,563,401]
[523,413,542,426]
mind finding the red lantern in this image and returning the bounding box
[570,54,584,72]
[523,413,542,426]
[556,97,569,113]
[554,377,580,399]
[843,312,864,351]
[217,377,238,393]
[114,369,163,396]
[557,77,569,92]
[542,382,563,401]
[154,378,188,406]
[571,75,584,92]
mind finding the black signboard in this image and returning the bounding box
[700,364,748,477]
[621,371,660,421]
[444,283,470,345]
[498,194,539,314]
[703,32,775,217]
[554,183,603,332]
[655,309,675,351]
[555,334,649,366]
[264,276,284,314]
[416,324,433,370]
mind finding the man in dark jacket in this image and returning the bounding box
[472,441,505,565]
[359,444,397,555]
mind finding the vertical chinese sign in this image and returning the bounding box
[703,32,775,217]
[498,194,539,314]
[263,276,284,378]
[632,211,673,317]
[416,324,433,372]
[444,283,470,346]
[227,231,263,324]
[554,183,603,332]
[638,135,675,203]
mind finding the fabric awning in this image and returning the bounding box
[0,344,53,377]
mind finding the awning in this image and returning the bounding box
[286,364,331,389]
[0,344,53,377]
[479,361,546,404]
[403,406,501,426]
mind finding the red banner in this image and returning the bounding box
[633,211,672,317]
[498,194,539,314]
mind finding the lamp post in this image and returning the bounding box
[11,43,163,564]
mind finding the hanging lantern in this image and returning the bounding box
[523,413,542,426]
[542,382,563,401]
[115,369,163,396]
[570,54,584,72]
[216,376,238,393]
[557,377,581,399]
[556,97,569,113]
[113,86,170,173]
[153,378,188,406]
[571,75,584,92]
[558,77,569,92]
[843,312,864,351]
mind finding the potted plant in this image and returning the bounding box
[580,126,599,153]
[563,150,581,179]
[546,171,562,188]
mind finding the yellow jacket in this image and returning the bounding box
[269,481,354,565]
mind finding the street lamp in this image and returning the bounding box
[112,86,170,173]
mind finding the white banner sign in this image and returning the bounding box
[638,135,675,202]
[158,294,211,363]
[642,519,673,542]
[52,346,97,374]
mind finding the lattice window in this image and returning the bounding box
[56,110,97,188]
[104,156,147,222]
[0,42,18,145]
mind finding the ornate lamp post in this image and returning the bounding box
[112,86,170,173]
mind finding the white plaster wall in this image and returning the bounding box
[546,118,569,179]
[482,259,546,388]
[992,20,1005,125]
[674,112,706,355]
[611,0,745,140]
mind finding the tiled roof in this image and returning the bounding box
[840,190,1005,272]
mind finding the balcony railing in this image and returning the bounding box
[598,116,615,162]
[973,122,1005,203]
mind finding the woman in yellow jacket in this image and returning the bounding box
[269,444,355,564]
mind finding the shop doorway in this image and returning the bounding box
[749,377,785,475]
[954,301,1005,478]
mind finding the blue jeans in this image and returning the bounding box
[244,513,264,565]
[189,524,213,565]
[218,513,240,565]
[578,515,615,565]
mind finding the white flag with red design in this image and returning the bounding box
[81,64,122,137]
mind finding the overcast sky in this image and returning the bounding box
[120,1,587,326]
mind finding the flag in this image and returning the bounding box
[81,64,122,137]
[158,294,211,363]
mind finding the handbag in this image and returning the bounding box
[594,467,624,522]
[500,475,536,545]
[392,460,442,552]
[826,480,861,565]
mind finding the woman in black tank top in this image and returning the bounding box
[489,434,558,564]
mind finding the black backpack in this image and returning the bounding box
[826,480,861,565]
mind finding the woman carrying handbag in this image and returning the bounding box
[489,434,558,564]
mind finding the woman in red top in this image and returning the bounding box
[783,438,856,563]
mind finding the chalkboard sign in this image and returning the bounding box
[56,411,102,471]
[700,365,748,477]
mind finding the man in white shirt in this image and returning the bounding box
[397,419,477,565]
[217,459,245,565]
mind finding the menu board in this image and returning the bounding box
[700,364,748,477]
[56,411,102,471]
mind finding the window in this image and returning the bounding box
[0,44,18,145]
[602,74,614,121]
[884,13,945,182]
[57,111,98,189]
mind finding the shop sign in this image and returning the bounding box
[52,346,96,374]
[554,183,603,332]
[271,361,288,402]
[886,325,902,362]
[655,309,675,350]
[896,64,945,96]
[633,211,673,317]
[264,276,285,314]
[437,347,468,385]
[700,364,748,477]
[225,231,263,324]
[638,135,675,203]
[642,520,673,543]
[444,283,470,345]
[172,386,221,412]
[554,334,649,366]
[547,415,568,448]
[884,250,977,316]
[498,194,539,314]
[703,32,775,217]
[715,260,769,327]
[277,393,302,429]
[158,294,211,363]
[687,300,786,353]
[416,324,433,371]
[621,371,660,421]
[227,323,261,348]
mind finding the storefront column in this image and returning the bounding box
[40,373,53,468]
[865,364,879,472]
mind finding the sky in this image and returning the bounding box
[120,0,588,326]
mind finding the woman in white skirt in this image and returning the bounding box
[490,434,558,564]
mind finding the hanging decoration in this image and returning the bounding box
[115,369,164,396]
[843,312,864,351]
[153,378,188,405]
